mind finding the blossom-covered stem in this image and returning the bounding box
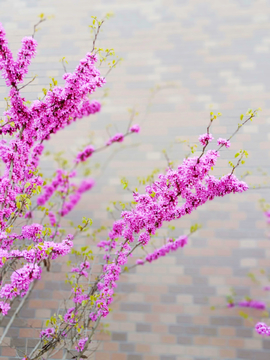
[0,279,35,344]
[1,159,14,212]
[51,182,70,241]
[78,315,102,358]
[197,116,214,163]
[30,238,131,358]
[95,131,132,153]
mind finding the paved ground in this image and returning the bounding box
[1,0,270,359]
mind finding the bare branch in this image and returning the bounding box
[32,18,46,38]
[18,75,37,91]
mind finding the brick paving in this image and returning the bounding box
[1,0,270,359]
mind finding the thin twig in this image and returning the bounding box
[32,18,46,38]
[91,21,104,53]
[104,58,121,77]
[18,75,37,91]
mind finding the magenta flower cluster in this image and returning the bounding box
[40,328,55,339]
[0,21,256,357]
[256,322,270,336]
[0,21,103,230]
[217,137,231,148]
[106,133,124,146]
[199,133,214,146]
[0,237,73,312]
[83,141,248,324]
[136,235,188,265]
[75,337,88,352]
[130,124,140,133]
[75,145,95,163]
[238,300,266,310]
[0,21,144,327]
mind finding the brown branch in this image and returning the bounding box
[91,20,104,53]
[18,75,37,91]
[32,18,46,38]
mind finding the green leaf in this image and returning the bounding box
[240,114,244,121]
[239,310,249,319]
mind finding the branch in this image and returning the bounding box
[91,20,104,53]
[104,58,121,77]
[32,18,46,38]
[217,111,258,151]
[0,280,36,345]
[18,75,37,91]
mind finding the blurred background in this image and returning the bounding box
[1,0,270,359]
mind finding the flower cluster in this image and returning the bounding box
[0,24,37,87]
[229,300,266,310]
[217,137,231,148]
[239,300,266,310]
[48,211,56,227]
[256,322,270,336]
[0,237,73,313]
[130,124,140,133]
[40,328,55,339]
[199,133,214,146]
[106,133,124,146]
[37,169,66,206]
[71,261,90,278]
[136,235,188,265]
[75,337,88,352]
[21,223,43,242]
[87,144,248,324]
[0,22,103,230]
[0,21,255,358]
[60,179,95,216]
[75,145,95,163]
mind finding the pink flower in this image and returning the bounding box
[21,224,43,242]
[130,124,140,133]
[48,211,56,227]
[0,301,10,315]
[89,312,98,322]
[75,337,88,352]
[238,300,266,310]
[198,133,214,146]
[40,327,55,338]
[106,133,124,146]
[255,322,270,336]
[75,145,95,163]
[217,138,231,148]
